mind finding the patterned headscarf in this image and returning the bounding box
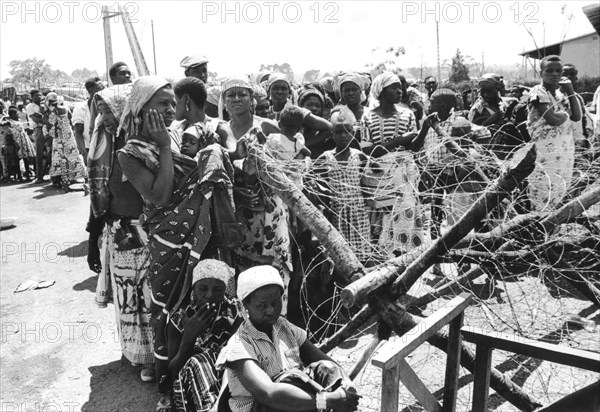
[192,258,236,296]
[298,87,324,107]
[252,83,269,103]
[206,85,222,106]
[370,72,401,101]
[219,76,253,119]
[118,76,170,138]
[266,73,291,94]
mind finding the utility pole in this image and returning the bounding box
[102,6,117,85]
[436,21,441,81]
[151,20,157,75]
[481,51,485,76]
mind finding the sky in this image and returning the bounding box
[1,0,597,83]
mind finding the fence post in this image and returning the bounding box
[442,312,464,412]
[472,344,493,412]
[380,363,401,412]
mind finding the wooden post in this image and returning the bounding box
[472,344,493,412]
[380,363,401,412]
[442,313,463,412]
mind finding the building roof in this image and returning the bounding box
[583,3,600,35]
[519,32,598,59]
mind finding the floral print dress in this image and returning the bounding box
[526,84,575,211]
[47,107,87,187]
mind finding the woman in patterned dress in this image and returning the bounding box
[222,77,295,314]
[526,55,581,211]
[46,93,87,191]
[169,259,242,412]
[361,72,427,260]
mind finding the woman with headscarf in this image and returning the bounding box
[1,107,35,180]
[117,76,237,411]
[298,86,335,159]
[215,265,360,412]
[45,92,87,190]
[85,80,155,384]
[221,77,294,313]
[266,74,331,134]
[169,259,242,412]
[251,84,273,119]
[361,72,427,260]
[468,78,507,127]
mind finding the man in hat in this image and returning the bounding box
[25,89,48,183]
[180,55,209,83]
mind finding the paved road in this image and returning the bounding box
[0,182,156,412]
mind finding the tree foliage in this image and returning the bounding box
[71,67,99,82]
[8,58,53,88]
[449,49,470,83]
[259,63,295,82]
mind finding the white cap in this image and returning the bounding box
[180,55,209,68]
[237,266,284,302]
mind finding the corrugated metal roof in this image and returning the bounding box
[583,3,600,35]
[519,32,598,59]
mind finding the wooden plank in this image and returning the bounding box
[442,313,463,412]
[472,344,493,412]
[462,326,600,373]
[380,363,400,412]
[373,293,472,369]
[398,358,443,412]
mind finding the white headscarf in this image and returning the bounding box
[236,265,284,303]
[370,72,401,102]
[118,76,171,138]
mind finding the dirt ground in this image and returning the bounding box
[1,180,599,412]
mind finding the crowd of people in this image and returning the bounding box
[1,54,599,412]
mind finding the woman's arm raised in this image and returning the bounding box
[117,110,175,206]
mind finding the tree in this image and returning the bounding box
[8,58,53,89]
[259,63,295,82]
[71,68,99,82]
[449,49,470,83]
[302,69,321,83]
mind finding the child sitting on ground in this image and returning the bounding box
[1,134,22,182]
[265,105,311,188]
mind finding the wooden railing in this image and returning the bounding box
[371,292,600,412]
[462,326,600,412]
[371,292,472,412]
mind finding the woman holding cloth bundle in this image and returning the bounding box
[117,76,239,411]
[216,265,361,412]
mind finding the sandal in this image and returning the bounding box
[156,395,172,412]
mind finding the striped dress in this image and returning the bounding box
[171,298,240,412]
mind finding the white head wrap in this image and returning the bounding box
[218,76,253,120]
[370,72,401,102]
[118,76,171,138]
[237,265,284,302]
[192,258,236,296]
